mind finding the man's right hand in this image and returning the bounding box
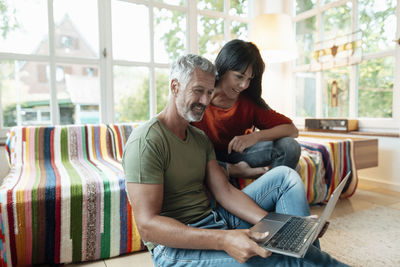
[221,229,272,263]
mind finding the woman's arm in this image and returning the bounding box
[228,123,298,154]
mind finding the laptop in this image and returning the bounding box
[250,172,351,258]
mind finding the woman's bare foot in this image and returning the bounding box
[227,161,267,179]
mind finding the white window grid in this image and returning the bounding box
[0,0,252,139]
[292,0,400,133]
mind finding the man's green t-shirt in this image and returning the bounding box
[122,117,216,248]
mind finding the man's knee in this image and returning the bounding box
[272,166,303,187]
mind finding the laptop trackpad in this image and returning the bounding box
[251,213,290,236]
[251,219,284,234]
[265,212,292,222]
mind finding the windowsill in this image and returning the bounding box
[300,129,399,138]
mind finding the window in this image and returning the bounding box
[0,0,251,137]
[60,35,73,49]
[294,0,399,131]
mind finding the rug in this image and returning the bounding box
[320,205,400,267]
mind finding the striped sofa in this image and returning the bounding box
[1,124,145,266]
[0,124,359,266]
[234,138,358,205]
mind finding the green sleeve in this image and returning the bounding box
[122,137,164,184]
[204,132,216,163]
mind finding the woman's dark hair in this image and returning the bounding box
[215,39,270,109]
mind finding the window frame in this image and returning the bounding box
[0,0,253,140]
[292,0,400,133]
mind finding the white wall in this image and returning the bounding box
[0,146,10,182]
[357,137,400,192]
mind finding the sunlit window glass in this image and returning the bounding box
[0,0,48,55]
[358,57,394,118]
[296,16,316,66]
[295,72,316,117]
[114,66,149,123]
[322,66,350,118]
[295,0,316,15]
[53,0,99,58]
[57,63,100,125]
[359,0,397,53]
[198,16,224,62]
[197,0,224,12]
[155,68,170,114]
[112,1,150,62]
[154,8,186,64]
[231,21,248,40]
[229,0,248,17]
[1,60,51,127]
[154,0,186,5]
[322,3,352,41]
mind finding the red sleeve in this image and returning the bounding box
[253,105,293,130]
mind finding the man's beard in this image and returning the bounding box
[177,102,206,122]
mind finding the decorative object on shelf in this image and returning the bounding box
[330,80,339,107]
[250,13,297,63]
[311,31,362,71]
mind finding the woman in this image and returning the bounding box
[193,39,301,179]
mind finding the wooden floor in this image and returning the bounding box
[66,182,400,267]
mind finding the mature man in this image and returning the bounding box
[122,54,348,266]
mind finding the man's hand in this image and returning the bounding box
[221,229,272,263]
[227,134,258,154]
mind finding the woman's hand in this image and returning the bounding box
[228,133,259,154]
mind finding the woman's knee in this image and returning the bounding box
[274,137,301,167]
[275,137,300,155]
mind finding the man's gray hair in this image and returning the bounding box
[169,54,216,90]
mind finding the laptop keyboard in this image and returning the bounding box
[266,217,316,253]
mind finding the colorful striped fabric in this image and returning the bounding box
[296,137,358,204]
[234,138,358,205]
[0,124,145,266]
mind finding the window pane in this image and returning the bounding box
[296,16,316,65]
[359,0,397,53]
[321,0,336,5]
[1,60,51,127]
[154,8,186,63]
[0,0,48,55]
[53,0,99,58]
[322,66,350,117]
[154,0,186,5]
[230,21,248,40]
[114,66,149,122]
[198,16,224,62]
[295,0,316,15]
[229,0,248,17]
[155,68,170,114]
[322,3,352,41]
[112,1,149,62]
[358,57,394,118]
[295,72,316,117]
[197,0,224,12]
[57,63,100,125]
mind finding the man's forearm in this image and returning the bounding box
[214,184,267,225]
[139,214,226,250]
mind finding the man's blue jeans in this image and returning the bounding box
[150,166,349,267]
[216,137,301,170]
